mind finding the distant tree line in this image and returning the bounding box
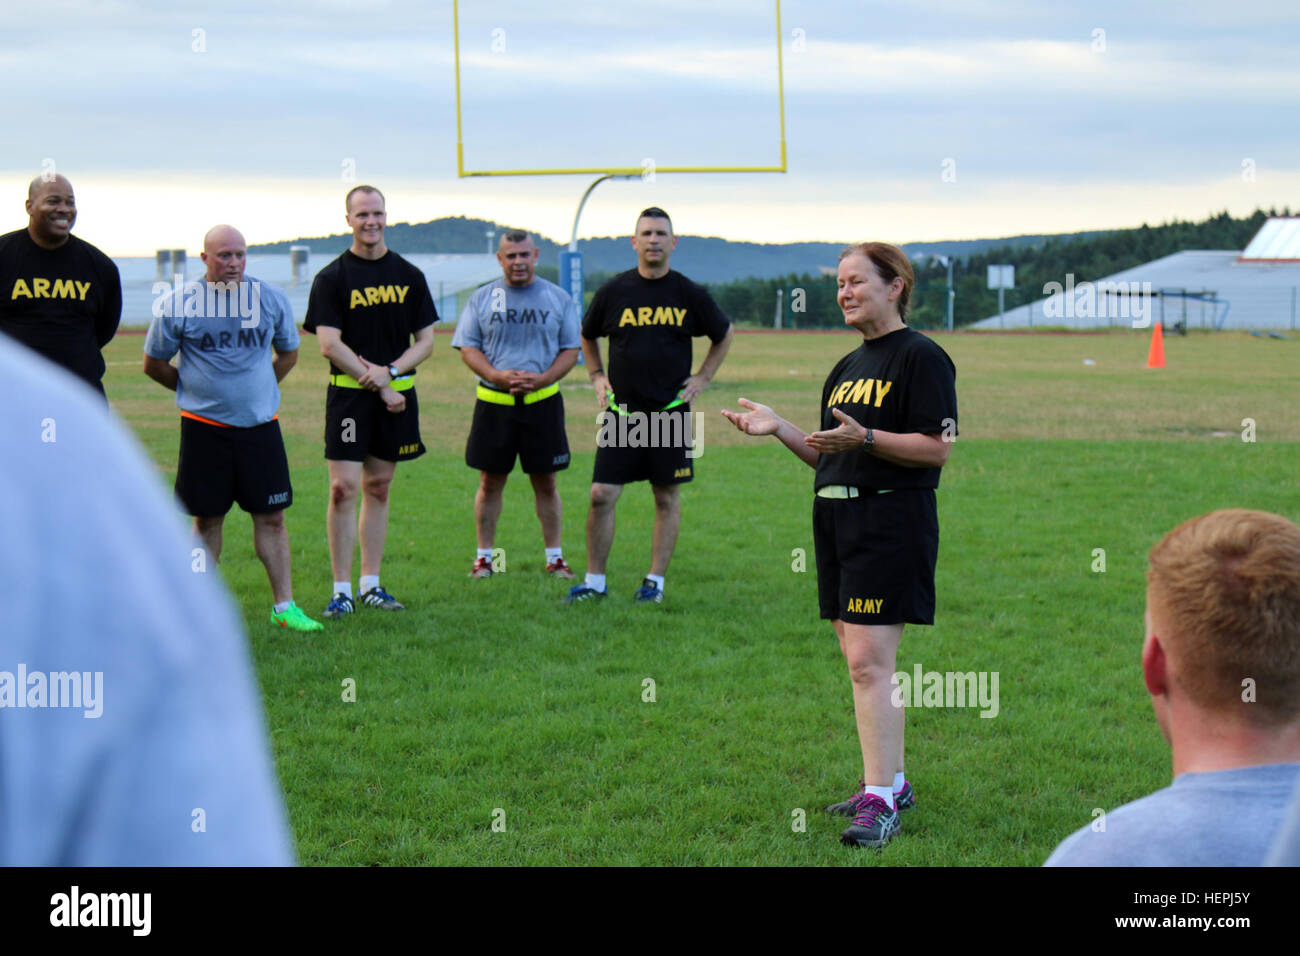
[703,208,1289,329]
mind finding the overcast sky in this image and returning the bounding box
[3,0,1297,255]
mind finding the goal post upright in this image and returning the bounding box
[451,0,791,347]
[453,0,465,180]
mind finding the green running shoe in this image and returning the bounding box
[271,602,324,632]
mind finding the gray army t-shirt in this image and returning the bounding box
[144,274,298,427]
[452,276,579,385]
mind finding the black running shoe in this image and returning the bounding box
[840,794,901,848]
[827,779,914,816]
[360,586,405,610]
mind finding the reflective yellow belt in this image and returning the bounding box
[476,383,559,406]
[605,389,686,416]
[330,373,415,391]
[816,486,894,499]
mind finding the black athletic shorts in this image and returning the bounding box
[813,488,939,625]
[465,391,570,475]
[591,404,695,486]
[175,416,293,517]
[324,385,425,462]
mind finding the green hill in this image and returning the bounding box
[249,208,1287,327]
[248,217,1108,285]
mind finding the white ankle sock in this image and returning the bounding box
[477,548,492,561]
[863,785,894,808]
[333,582,352,598]
[359,575,379,594]
[545,547,562,563]
[585,573,606,592]
[645,574,664,592]
[893,772,906,793]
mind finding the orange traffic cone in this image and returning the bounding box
[1146,322,1165,368]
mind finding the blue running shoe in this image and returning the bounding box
[563,585,607,604]
[632,578,663,603]
[322,592,355,619]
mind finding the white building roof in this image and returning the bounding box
[972,249,1300,330]
[1240,217,1300,261]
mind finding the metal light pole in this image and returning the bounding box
[562,174,637,365]
[568,173,637,252]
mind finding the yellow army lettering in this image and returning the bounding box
[846,597,884,614]
[827,378,893,409]
[397,443,420,456]
[10,278,92,301]
[348,285,411,309]
[617,307,688,328]
[673,466,692,478]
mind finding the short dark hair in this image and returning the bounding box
[345,185,385,213]
[502,229,529,244]
[28,173,70,202]
[636,207,672,232]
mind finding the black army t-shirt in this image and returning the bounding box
[582,269,731,410]
[0,230,122,388]
[814,328,958,491]
[302,250,438,373]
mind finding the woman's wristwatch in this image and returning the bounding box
[862,428,875,452]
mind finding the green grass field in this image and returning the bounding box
[104,327,1300,865]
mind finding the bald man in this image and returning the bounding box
[0,174,121,396]
[143,225,322,632]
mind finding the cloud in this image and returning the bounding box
[3,0,1297,248]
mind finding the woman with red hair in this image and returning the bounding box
[723,242,958,848]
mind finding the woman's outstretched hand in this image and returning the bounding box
[721,398,781,437]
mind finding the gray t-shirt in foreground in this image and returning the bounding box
[1045,762,1300,866]
[0,332,294,865]
[144,274,298,427]
[1266,775,1300,865]
[452,276,580,385]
